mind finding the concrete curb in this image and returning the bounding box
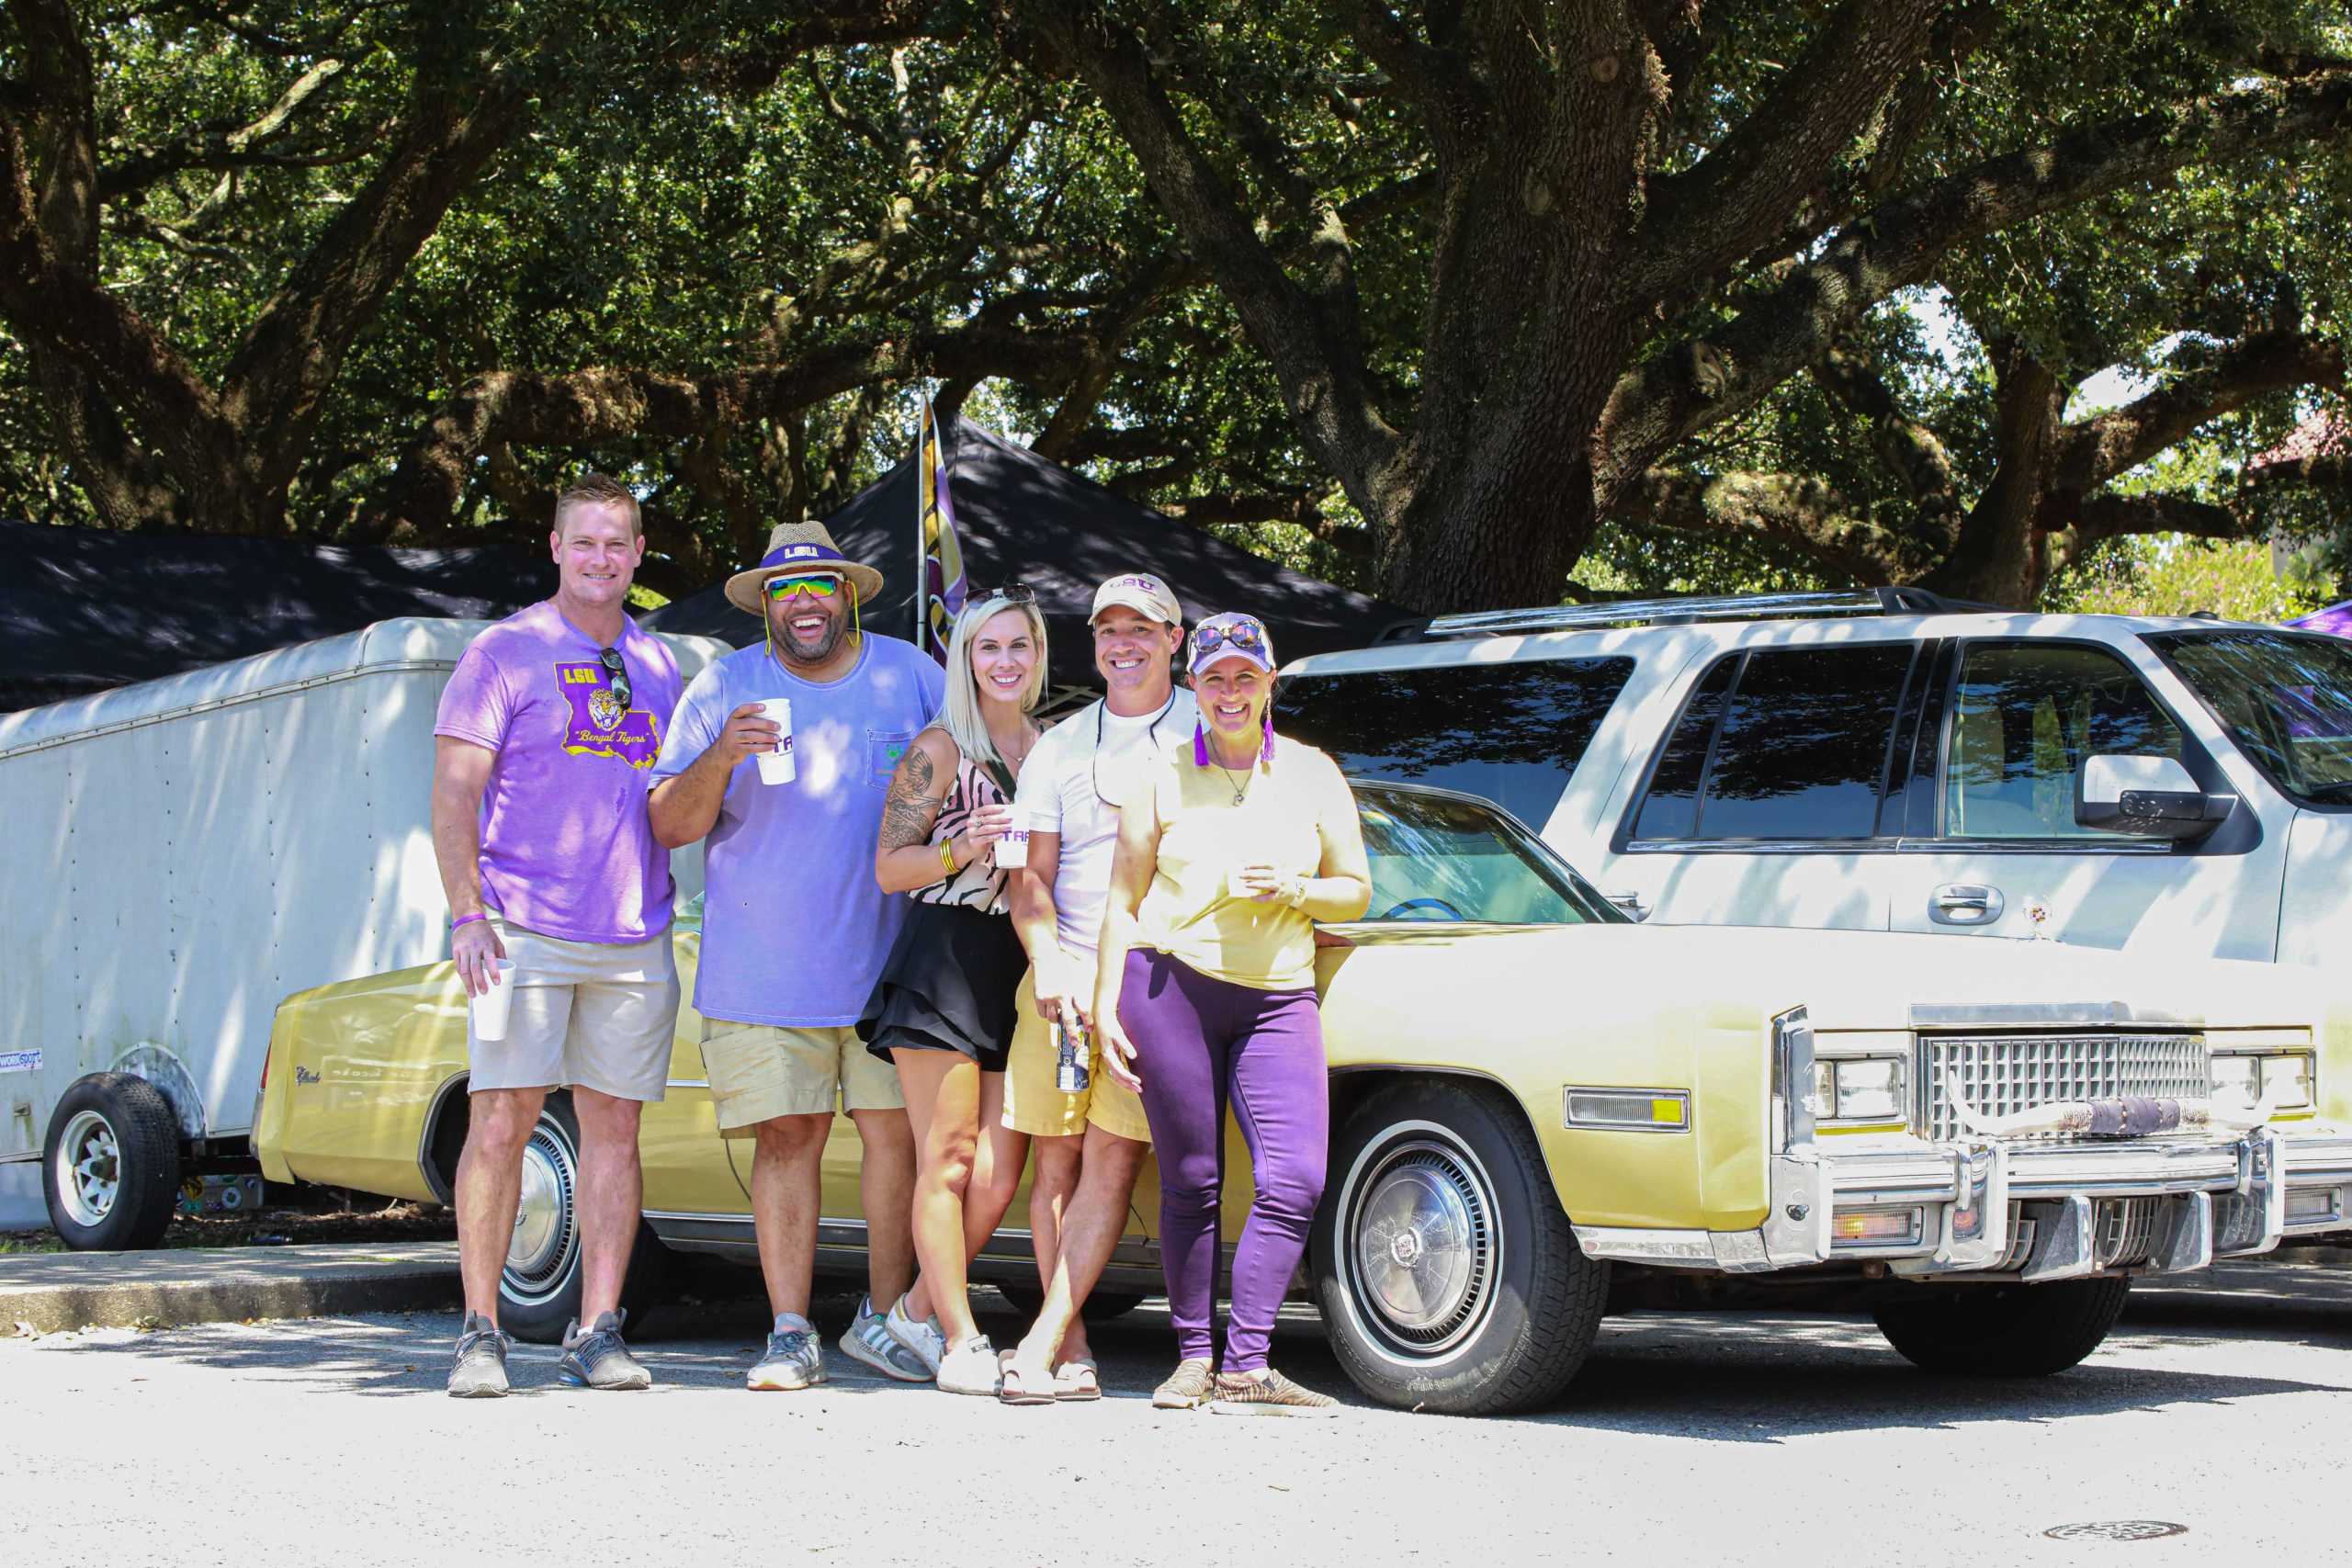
[0,1242,459,1335]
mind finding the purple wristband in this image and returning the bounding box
[450,911,488,931]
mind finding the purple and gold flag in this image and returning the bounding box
[916,394,967,663]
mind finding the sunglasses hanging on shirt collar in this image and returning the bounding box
[595,647,632,711]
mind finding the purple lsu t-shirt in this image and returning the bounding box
[434,601,683,944]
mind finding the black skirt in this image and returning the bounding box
[858,900,1025,1073]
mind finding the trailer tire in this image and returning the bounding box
[1872,1278,2131,1377]
[495,1094,672,1344]
[42,1074,183,1251]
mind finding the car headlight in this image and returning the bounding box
[2213,1051,2316,1114]
[1814,1055,1908,1127]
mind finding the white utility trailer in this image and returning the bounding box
[0,617,724,1241]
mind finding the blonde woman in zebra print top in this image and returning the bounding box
[856,590,1049,1395]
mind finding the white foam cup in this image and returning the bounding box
[470,959,517,1043]
[995,807,1031,869]
[753,697,796,784]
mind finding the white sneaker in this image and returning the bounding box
[936,1334,1002,1397]
[884,1292,946,1378]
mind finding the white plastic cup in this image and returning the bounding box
[995,807,1031,869]
[753,697,796,784]
[470,959,517,1043]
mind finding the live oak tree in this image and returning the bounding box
[5,1,2348,611]
[1009,0,2352,608]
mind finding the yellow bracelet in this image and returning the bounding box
[938,838,958,878]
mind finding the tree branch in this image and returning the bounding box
[98,55,350,203]
[1635,0,1941,295]
[1011,0,1400,509]
[1597,66,2352,503]
[2056,331,2347,492]
[1610,466,1937,582]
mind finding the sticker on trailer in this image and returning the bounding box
[0,1049,39,1074]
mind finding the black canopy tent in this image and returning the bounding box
[0,519,554,712]
[643,419,1406,686]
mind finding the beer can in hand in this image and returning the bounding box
[1053,1021,1091,1095]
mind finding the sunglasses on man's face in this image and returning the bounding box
[596,647,632,711]
[766,573,842,601]
[1192,619,1267,659]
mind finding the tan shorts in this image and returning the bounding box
[1000,955,1151,1145]
[468,919,680,1102]
[698,1018,905,1134]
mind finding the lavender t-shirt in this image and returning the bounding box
[651,635,944,1027]
[435,601,683,944]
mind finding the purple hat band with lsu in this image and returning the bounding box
[763,539,851,572]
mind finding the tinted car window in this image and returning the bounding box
[1353,784,1623,925]
[1273,658,1634,831]
[1631,645,1911,842]
[1631,655,1738,840]
[2146,630,2352,807]
[1699,646,1911,840]
[1941,642,2183,839]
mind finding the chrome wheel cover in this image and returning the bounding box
[54,1110,122,1228]
[503,1117,580,1306]
[1339,1126,1498,1360]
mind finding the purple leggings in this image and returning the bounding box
[1120,947,1328,1372]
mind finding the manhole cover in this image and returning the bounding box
[2043,1522,2189,1542]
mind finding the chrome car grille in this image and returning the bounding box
[1916,1032,2210,1142]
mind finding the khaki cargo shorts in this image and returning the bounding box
[467,918,680,1102]
[999,954,1151,1145]
[698,1017,905,1134]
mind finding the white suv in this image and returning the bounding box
[1274,591,2352,964]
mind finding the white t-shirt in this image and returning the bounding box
[1013,688,1199,954]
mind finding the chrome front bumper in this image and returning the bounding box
[1574,1124,2352,1278]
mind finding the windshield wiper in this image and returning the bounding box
[2295,779,2352,801]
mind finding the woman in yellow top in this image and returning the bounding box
[1094,611,1371,1415]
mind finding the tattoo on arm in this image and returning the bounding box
[880,746,944,852]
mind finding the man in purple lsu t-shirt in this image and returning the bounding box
[430,473,684,1398]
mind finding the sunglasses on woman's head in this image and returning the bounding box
[975,582,1037,606]
[596,647,632,710]
[1193,619,1267,658]
[766,573,842,600]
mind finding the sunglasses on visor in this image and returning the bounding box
[765,572,843,600]
[1191,619,1267,659]
[595,647,632,710]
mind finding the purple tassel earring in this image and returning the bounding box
[1261,710,1275,762]
[1193,720,1209,766]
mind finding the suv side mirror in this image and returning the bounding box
[2075,754,2234,840]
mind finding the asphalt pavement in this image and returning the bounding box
[4,1263,2347,1568]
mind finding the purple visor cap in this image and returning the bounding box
[1187,612,1276,678]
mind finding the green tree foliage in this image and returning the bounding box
[3,1,2348,614]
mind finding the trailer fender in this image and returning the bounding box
[113,1043,205,1142]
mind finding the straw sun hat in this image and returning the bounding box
[723,521,887,615]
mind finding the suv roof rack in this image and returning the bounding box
[1415,587,1996,640]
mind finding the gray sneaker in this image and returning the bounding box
[559,1309,651,1391]
[749,1313,826,1391]
[839,1295,932,1382]
[447,1311,513,1399]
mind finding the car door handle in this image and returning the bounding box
[1605,890,1650,922]
[1929,884,2004,926]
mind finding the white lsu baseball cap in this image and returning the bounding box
[1090,572,1183,626]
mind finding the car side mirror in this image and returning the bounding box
[2075,754,2234,840]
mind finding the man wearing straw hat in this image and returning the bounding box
[650,521,944,1390]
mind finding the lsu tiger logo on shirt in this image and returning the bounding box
[555,660,661,766]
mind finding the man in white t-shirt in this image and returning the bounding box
[998,572,1195,1396]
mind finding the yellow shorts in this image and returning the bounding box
[697,1018,904,1134]
[1000,957,1151,1145]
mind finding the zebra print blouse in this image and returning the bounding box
[914,745,1013,913]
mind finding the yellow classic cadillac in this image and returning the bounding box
[254,782,2352,1415]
